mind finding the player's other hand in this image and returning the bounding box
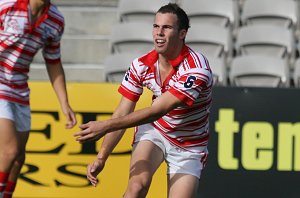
[73,121,107,143]
[62,104,77,129]
[87,158,105,187]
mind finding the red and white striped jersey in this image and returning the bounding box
[119,45,213,149]
[0,0,64,105]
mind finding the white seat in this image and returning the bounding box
[118,0,170,23]
[206,56,227,86]
[186,23,232,58]
[181,0,236,28]
[235,24,295,61]
[30,63,105,82]
[104,52,143,83]
[230,55,290,87]
[52,0,119,7]
[293,59,300,87]
[241,0,297,29]
[59,6,117,35]
[110,22,154,54]
[33,35,110,64]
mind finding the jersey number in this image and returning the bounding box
[184,76,196,88]
[125,70,130,81]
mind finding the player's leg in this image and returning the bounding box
[123,140,164,198]
[165,144,208,198]
[167,173,199,198]
[4,131,29,198]
[0,118,18,197]
[3,102,31,198]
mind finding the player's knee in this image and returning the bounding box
[126,178,151,197]
[0,146,19,162]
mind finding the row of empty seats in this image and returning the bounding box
[104,52,300,88]
[29,0,300,87]
[30,5,119,82]
[102,0,300,88]
[117,0,300,31]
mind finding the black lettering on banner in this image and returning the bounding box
[72,112,132,155]
[55,164,91,187]
[19,164,46,186]
[184,76,196,88]
[27,111,65,154]
[28,111,132,155]
[70,112,113,155]
[30,111,59,138]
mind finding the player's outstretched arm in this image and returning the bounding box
[85,97,137,186]
[46,62,77,128]
[74,91,182,143]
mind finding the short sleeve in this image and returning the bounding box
[118,58,144,102]
[42,10,64,64]
[168,68,212,106]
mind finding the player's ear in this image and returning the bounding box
[179,29,187,40]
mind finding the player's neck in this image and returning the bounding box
[29,0,50,14]
[158,54,171,67]
[29,0,49,24]
[161,42,183,60]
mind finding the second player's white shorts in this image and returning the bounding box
[0,99,31,132]
[133,123,208,179]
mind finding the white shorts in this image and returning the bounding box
[0,100,31,132]
[133,124,208,179]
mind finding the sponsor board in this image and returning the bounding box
[15,82,166,198]
[16,83,300,198]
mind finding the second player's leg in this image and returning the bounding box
[123,140,164,198]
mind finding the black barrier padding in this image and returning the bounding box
[198,87,300,198]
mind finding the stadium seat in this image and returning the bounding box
[33,35,110,64]
[181,0,237,29]
[110,22,154,54]
[235,24,295,62]
[30,63,105,82]
[241,0,297,29]
[206,55,228,86]
[103,52,143,83]
[229,55,290,87]
[60,6,117,35]
[118,0,170,23]
[186,23,232,59]
[52,0,119,7]
[293,58,300,87]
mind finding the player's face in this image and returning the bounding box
[152,13,186,58]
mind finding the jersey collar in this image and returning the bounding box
[139,44,189,69]
[15,0,51,29]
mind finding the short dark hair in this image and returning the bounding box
[157,3,190,31]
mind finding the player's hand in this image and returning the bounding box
[87,158,105,187]
[73,121,107,143]
[62,104,77,129]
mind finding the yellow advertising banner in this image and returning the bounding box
[15,82,167,198]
